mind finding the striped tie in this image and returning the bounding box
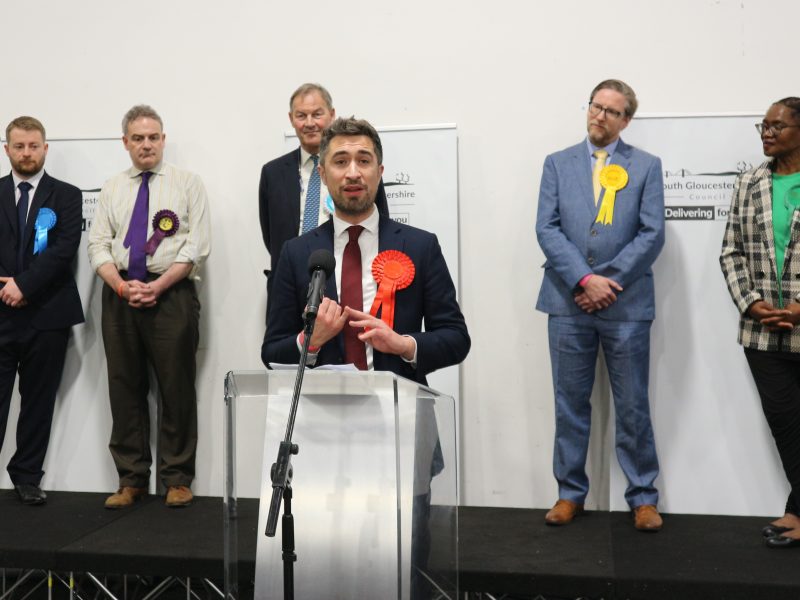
[302,155,321,233]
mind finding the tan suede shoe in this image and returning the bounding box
[633,504,663,532]
[104,486,147,509]
[545,499,584,525]
[165,485,193,508]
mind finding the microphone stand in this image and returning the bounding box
[265,309,318,600]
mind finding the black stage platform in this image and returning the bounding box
[2,490,799,599]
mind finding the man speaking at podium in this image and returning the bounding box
[261,117,469,383]
[262,117,468,599]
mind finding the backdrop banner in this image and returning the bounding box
[603,114,788,515]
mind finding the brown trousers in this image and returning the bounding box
[101,277,200,488]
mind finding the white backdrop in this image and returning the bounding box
[1,0,799,516]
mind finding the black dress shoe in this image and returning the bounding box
[762,524,793,538]
[15,483,47,506]
[766,534,800,549]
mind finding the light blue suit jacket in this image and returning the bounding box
[535,138,665,321]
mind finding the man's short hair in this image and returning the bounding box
[590,79,638,118]
[775,97,800,122]
[319,117,383,166]
[6,116,46,142]
[289,83,333,111]
[122,104,163,135]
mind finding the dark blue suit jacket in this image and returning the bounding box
[0,171,84,330]
[262,215,470,384]
[258,148,390,287]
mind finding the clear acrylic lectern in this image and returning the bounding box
[223,369,458,600]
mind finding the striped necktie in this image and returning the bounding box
[302,155,321,233]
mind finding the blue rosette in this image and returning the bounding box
[34,208,57,254]
[324,193,335,215]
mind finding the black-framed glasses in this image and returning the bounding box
[755,122,800,135]
[588,102,625,120]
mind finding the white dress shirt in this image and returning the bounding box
[12,169,45,221]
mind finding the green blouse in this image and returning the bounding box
[772,172,800,306]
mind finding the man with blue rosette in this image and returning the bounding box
[88,105,211,510]
[0,116,84,505]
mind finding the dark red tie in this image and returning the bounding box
[341,225,367,370]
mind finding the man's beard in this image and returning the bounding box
[332,191,374,216]
[11,157,43,177]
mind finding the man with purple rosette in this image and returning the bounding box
[87,105,210,509]
[0,116,84,505]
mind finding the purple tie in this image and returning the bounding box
[123,171,151,281]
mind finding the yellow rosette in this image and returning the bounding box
[595,164,629,225]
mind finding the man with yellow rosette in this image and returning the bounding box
[262,116,470,384]
[535,79,666,531]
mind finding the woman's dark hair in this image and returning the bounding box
[774,97,800,121]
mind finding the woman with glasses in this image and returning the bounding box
[720,97,800,548]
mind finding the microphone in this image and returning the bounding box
[304,249,335,322]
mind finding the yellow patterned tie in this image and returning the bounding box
[593,149,608,205]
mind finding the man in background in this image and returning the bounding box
[258,83,389,298]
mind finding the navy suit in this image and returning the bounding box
[262,215,470,385]
[0,171,84,484]
[535,138,665,508]
[258,148,390,292]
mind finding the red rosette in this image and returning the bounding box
[368,250,415,329]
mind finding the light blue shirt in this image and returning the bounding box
[586,137,620,169]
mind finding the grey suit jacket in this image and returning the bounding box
[535,138,665,321]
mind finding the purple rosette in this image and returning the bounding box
[144,210,179,256]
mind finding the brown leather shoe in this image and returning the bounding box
[165,485,193,508]
[104,486,147,509]
[545,499,584,525]
[633,504,663,532]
